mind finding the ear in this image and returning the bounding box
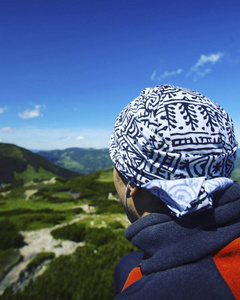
[128,182,140,197]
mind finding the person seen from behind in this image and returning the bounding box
[109,85,240,299]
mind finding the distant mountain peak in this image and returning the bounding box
[0,143,81,184]
[37,147,113,175]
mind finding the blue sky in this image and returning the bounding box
[0,0,240,150]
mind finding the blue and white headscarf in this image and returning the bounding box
[110,85,238,217]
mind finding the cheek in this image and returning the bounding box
[113,169,118,190]
[113,169,126,205]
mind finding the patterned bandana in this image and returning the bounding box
[110,85,238,217]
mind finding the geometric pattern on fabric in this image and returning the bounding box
[110,85,238,216]
[110,85,237,183]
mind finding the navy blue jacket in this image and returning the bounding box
[115,182,240,299]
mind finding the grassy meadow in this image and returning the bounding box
[0,168,136,300]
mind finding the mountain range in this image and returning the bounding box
[37,148,113,175]
[0,143,80,184]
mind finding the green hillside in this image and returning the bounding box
[0,143,81,184]
[37,147,113,174]
[0,168,134,300]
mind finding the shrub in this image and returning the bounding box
[0,209,33,217]
[90,199,124,214]
[26,252,55,272]
[0,219,24,251]
[109,221,125,229]
[13,212,66,231]
[0,248,22,281]
[51,223,86,242]
[86,227,115,247]
[40,214,66,224]
[51,223,116,247]
[0,233,137,300]
[46,196,74,203]
[72,207,85,214]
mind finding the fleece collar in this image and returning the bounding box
[125,182,240,275]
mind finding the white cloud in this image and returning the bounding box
[19,105,43,119]
[0,107,7,114]
[150,71,157,81]
[150,68,183,81]
[75,136,84,140]
[59,135,85,141]
[60,136,73,140]
[161,68,183,78]
[196,68,211,78]
[195,53,223,67]
[187,52,224,79]
[1,127,17,132]
[151,52,224,83]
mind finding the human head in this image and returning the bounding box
[113,166,169,222]
[110,85,238,218]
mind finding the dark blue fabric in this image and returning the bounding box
[114,182,240,299]
[114,251,143,295]
[116,256,235,300]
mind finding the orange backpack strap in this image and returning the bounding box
[121,266,143,292]
[213,237,240,300]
